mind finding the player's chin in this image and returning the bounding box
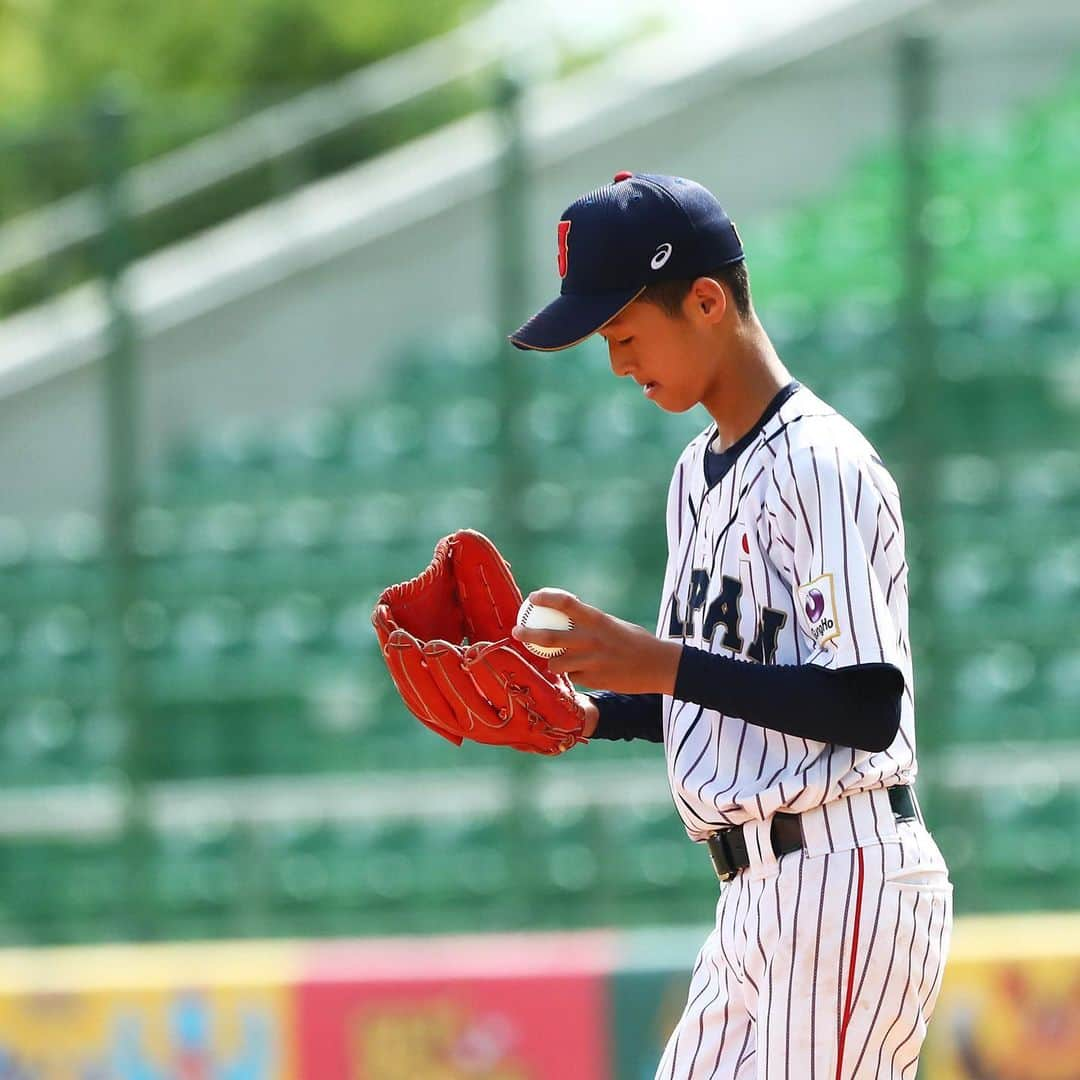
[648,386,693,414]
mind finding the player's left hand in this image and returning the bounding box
[512,588,683,696]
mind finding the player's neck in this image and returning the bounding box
[702,317,792,453]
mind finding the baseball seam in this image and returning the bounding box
[520,600,572,657]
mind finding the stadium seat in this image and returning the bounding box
[151,825,246,930]
[276,408,349,472]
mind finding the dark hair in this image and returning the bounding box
[640,259,752,321]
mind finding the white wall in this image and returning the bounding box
[0,0,1074,523]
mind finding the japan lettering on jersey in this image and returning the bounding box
[657,382,915,840]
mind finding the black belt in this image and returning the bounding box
[706,785,918,883]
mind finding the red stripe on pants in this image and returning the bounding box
[836,846,866,1080]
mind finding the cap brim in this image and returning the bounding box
[508,286,645,352]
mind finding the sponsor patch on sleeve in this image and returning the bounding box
[797,572,841,646]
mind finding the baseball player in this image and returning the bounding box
[372,172,953,1078]
[502,173,955,1079]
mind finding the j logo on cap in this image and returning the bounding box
[557,220,572,278]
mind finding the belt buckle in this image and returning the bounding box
[708,828,738,883]
[888,785,918,823]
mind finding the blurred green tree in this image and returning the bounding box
[0,0,489,317]
[0,0,486,118]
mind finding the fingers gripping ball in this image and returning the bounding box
[517,598,573,658]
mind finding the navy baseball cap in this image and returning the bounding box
[509,172,744,352]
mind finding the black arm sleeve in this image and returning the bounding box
[674,646,904,752]
[586,691,664,743]
[585,648,904,752]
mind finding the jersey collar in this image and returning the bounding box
[703,379,801,489]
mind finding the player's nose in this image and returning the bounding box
[608,351,632,378]
[605,338,640,380]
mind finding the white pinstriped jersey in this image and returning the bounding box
[657,380,916,840]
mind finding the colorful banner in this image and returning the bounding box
[0,986,291,1079]
[922,913,1080,1080]
[0,915,1078,1079]
[0,942,297,1079]
[297,932,616,1080]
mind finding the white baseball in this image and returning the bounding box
[517,598,573,658]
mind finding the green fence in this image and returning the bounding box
[0,32,1078,946]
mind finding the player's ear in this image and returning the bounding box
[688,277,727,324]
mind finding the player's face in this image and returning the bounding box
[598,295,717,413]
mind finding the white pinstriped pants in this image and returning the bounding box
[655,790,953,1080]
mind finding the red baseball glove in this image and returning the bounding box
[371,529,588,754]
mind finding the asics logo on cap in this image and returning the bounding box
[651,242,673,270]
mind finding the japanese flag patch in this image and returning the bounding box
[798,572,841,647]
